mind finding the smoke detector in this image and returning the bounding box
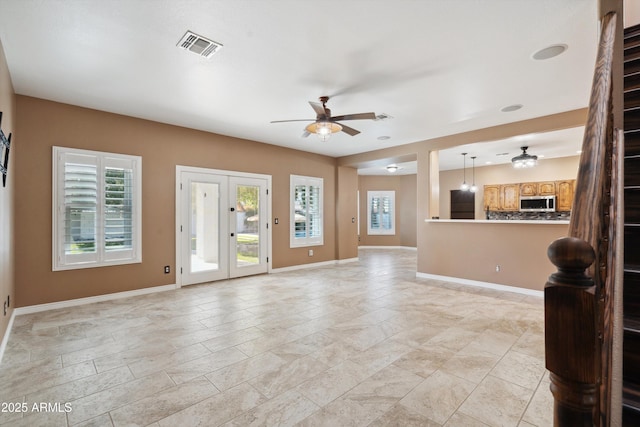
[177,31,223,58]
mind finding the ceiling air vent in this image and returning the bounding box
[177,31,223,58]
[375,113,393,121]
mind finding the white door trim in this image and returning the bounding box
[175,165,272,288]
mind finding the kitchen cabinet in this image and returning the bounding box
[500,184,520,211]
[556,180,575,211]
[520,181,555,197]
[483,185,500,211]
[538,181,556,196]
[520,182,537,197]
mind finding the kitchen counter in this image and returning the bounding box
[425,219,570,225]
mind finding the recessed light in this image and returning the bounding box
[485,161,493,165]
[532,44,568,60]
[377,136,391,141]
[501,104,523,113]
[538,154,545,158]
[576,150,582,154]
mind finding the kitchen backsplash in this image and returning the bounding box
[486,210,571,221]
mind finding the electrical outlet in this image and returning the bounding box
[308,249,313,257]
[164,265,170,274]
[274,218,279,224]
[495,265,501,272]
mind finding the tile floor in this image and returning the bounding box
[0,248,552,426]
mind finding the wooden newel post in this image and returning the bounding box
[545,237,598,426]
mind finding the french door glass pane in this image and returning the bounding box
[235,184,260,267]
[190,182,220,273]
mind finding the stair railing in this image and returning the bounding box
[544,11,622,426]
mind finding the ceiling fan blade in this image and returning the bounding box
[301,130,310,138]
[270,119,315,123]
[309,101,328,118]
[338,123,360,136]
[331,112,376,121]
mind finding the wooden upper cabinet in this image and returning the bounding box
[485,180,575,212]
[483,185,500,211]
[520,182,537,197]
[500,183,520,211]
[538,181,556,196]
[556,179,576,211]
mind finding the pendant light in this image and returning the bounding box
[470,156,477,193]
[460,153,469,191]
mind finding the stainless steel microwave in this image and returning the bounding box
[519,195,556,212]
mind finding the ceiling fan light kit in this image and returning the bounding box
[511,146,538,168]
[305,121,342,141]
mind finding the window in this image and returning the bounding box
[290,175,323,247]
[53,147,141,270]
[368,191,395,235]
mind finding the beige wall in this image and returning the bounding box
[439,155,580,219]
[0,40,14,343]
[357,174,417,247]
[422,222,568,291]
[399,175,417,247]
[14,96,360,307]
[625,0,640,27]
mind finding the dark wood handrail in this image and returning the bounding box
[544,11,621,426]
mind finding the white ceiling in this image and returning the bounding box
[0,1,597,165]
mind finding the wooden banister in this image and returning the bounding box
[544,11,621,426]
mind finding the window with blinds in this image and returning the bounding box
[368,191,395,235]
[290,175,323,247]
[53,147,141,270]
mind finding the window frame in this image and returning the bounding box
[52,146,142,271]
[367,190,396,235]
[290,174,324,248]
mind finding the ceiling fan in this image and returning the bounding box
[271,96,376,141]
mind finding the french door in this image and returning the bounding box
[177,167,270,286]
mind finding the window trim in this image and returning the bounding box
[290,174,324,248]
[367,190,396,235]
[52,146,142,271]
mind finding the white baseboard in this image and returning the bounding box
[271,260,338,273]
[0,310,16,364]
[359,246,417,251]
[337,257,359,264]
[416,272,544,298]
[14,284,178,316]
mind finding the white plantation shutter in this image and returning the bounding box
[308,184,322,238]
[63,155,98,263]
[53,147,141,270]
[368,191,395,235]
[290,175,323,247]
